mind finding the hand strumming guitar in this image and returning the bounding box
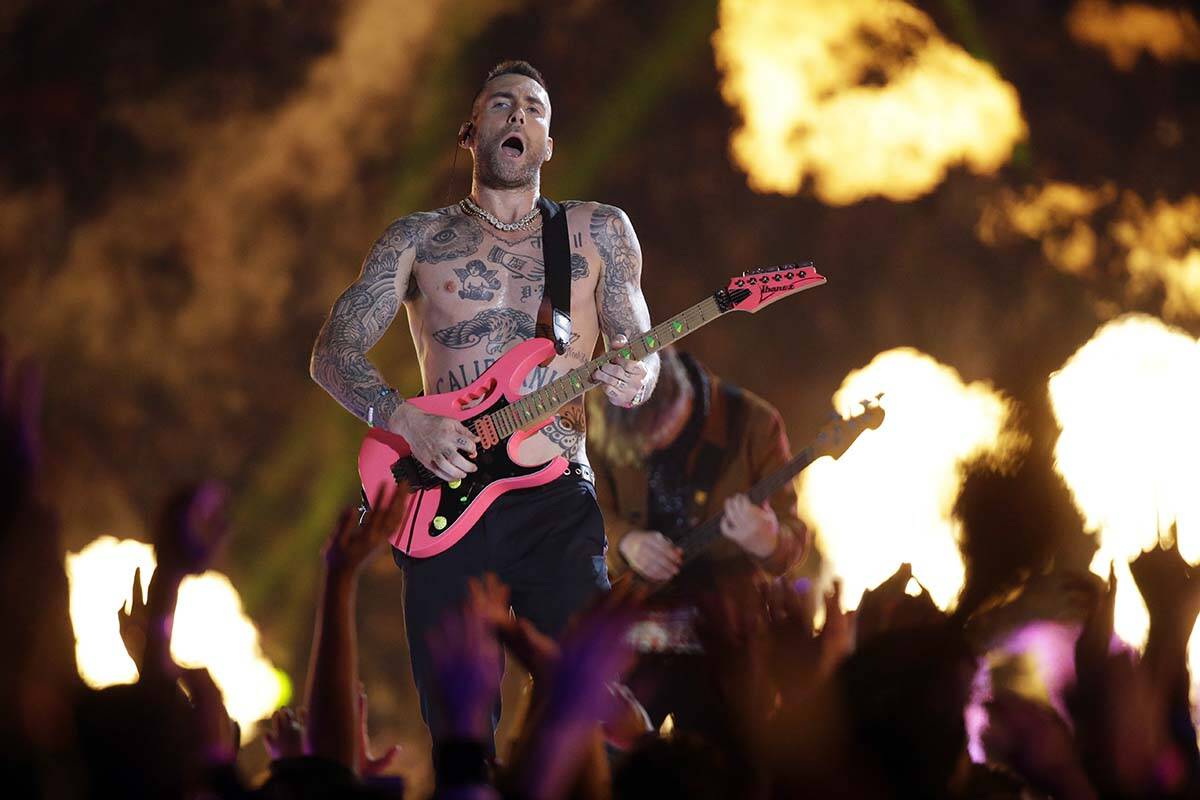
[619,530,682,581]
[386,401,480,482]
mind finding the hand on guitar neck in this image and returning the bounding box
[385,402,480,483]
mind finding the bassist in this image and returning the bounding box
[589,348,809,735]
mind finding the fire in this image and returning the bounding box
[977,182,1117,276]
[979,184,1200,320]
[1066,0,1200,71]
[1049,315,1200,655]
[798,348,1025,610]
[711,0,1026,205]
[1113,194,1200,322]
[66,536,290,740]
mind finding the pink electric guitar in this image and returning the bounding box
[361,262,827,557]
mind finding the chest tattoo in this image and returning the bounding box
[432,308,535,354]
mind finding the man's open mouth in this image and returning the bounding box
[500,136,525,158]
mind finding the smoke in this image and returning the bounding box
[711,0,1026,205]
[12,0,457,379]
[1067,0,1200,71]
[798,347,1026,611]
[979,183,1200,321]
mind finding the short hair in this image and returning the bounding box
[473,60,549,112]
[483,60,547,92]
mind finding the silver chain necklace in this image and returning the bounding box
[459,196,541,232]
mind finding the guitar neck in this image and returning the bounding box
[675,444,818,565]
[485,294,732,438]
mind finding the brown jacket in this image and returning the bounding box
[592,360,808,579]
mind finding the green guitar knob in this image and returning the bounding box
[432,516,447,531]
[448,479,462,489]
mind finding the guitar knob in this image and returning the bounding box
[736,280,744,286]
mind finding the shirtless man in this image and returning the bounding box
[309,61,659,746]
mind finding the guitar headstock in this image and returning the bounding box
[813,395,885,460]
[716,261,827,313]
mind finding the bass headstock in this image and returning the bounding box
[813,395,886,461]
[716,261,827,313]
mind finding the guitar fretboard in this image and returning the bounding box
[482,295,726,438]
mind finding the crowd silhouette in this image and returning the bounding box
[4,340,1199,799]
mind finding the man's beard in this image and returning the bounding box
[475,136,545,190]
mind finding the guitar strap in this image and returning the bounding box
[535,196,586,436]
[536,196,572,356]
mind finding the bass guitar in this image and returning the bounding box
[623,399,885,653]
[360,263,826,558]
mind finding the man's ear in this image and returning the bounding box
[545,136,554,163]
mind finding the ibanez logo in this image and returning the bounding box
[759,283,793,297]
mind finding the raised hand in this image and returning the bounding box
[592,334,651,408]
[180,667,239,767]
[358,687,400,777]
[1131,537,1200,637]
[855,563,943,644]
[427,593,503,741]
[263,707,306,761]
[388,402,479,482]
[618,530,681,582]
[512,581,645,800]
[117,567,149,672]
[983,690,1096,800]
[601,683,652,751]
[323,482,409,576]
[154,481,231,576]
[816,579,856,677]
[1075,563,1116,686]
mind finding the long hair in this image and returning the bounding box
[587,348,688,468]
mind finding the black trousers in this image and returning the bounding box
[393,473,609,750]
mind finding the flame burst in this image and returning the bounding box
[798,348,1025,610]
[66,536,289,740]
[1067,0,1200,71]
[980,184,1200,321]
[1049,315,1200,657]
[711,0,1026,204]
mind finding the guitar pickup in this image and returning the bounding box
[474,416,500,449]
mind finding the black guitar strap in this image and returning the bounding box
[536,196,572,355]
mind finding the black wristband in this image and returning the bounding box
[434,738,490,788]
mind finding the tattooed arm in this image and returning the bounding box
[310,218,413,426]
[589,204,660,406]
